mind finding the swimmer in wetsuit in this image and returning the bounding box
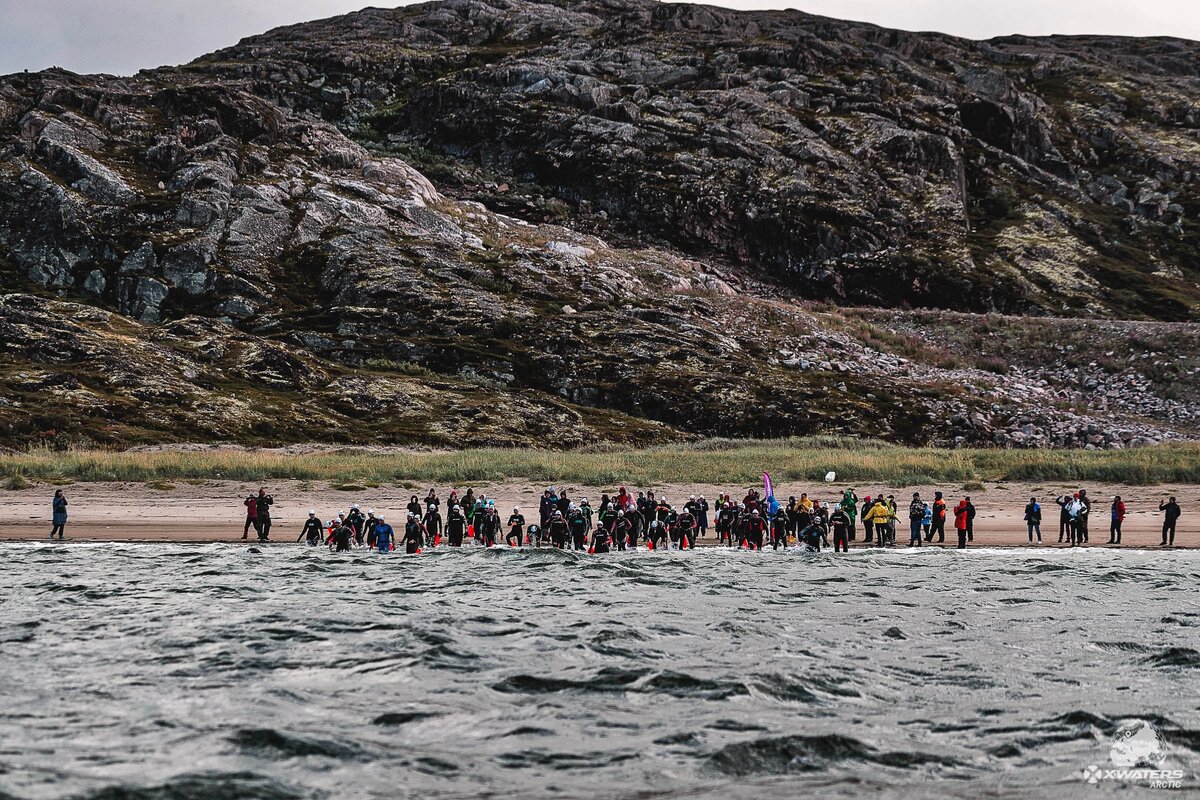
[506,508,525,547]
[298,511,323,546]
[374,516,395,553]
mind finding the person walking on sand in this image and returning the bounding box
[255,488,274,541]
[953,499,969,549]
[1159,497,1181,547]
[1024,497,1042,544]
[1108,496,1126,545]
[242,493,257,540]
[50,489,68,540]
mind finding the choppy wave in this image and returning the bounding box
[0,544,1197,798]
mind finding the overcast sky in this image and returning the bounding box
[1,0,1197,76]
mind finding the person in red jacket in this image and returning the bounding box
[953,499,970,549]
[1108,495,1126,545]
[242,494,258,540]
[926,492,947,543]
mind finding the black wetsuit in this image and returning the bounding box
[478,512,501,547]
[346,510,365,545]
[549,518,570,549]
[404,520,424,554]
[801,524,823,551]
[613,517,632,551]
[770,516,787,550]
[591,527,611,554]
[447,511,466,547]
[332,524,353,552]
[745,517,766,549]
[424,510,442,545]
[506,513,525,547]
[298,517,323,545]
[676,511,696,549]
[830,509,850,552]
[716,508,736,546]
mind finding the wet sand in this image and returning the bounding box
[0,479,1192,548]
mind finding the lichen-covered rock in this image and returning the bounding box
[0,2,1196,449]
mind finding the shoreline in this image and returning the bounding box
[3,538,1194,551]
[1,478,1190,549]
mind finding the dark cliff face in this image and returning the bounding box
[192,0,1200,320]
[0,0,1197,449]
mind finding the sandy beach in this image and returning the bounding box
[0,479,1191,548]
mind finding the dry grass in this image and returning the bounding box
[1,439,1198,487]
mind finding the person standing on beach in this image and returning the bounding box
[1057,494,1072,543]
[953,499,969,549]
[1024,497,1042,544]
[840,490,858,541]
[1076,489,1091,544]
[1057,494,1082,546]
[1159,497,1181,546]
[1108,496,1126,545]
[50,490,68,540]
[861,495,875,544]
[864,497,890,548]
[965,497,976,543]
[697,495,709,539]
[927,492,947,543]
[242,493,257,540]
[907,493,924,547]
[255,489,274,541]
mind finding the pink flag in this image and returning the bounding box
[763,472,773,500]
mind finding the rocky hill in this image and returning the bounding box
[0,0,1197,449]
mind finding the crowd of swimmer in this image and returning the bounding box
[268,484,1179,554]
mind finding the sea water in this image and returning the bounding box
[1,544,1197,798]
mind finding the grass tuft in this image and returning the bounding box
[4,473,30,491]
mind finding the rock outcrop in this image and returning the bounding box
[0,0,1197,449]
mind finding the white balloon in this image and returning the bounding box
[824,471,837,482]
